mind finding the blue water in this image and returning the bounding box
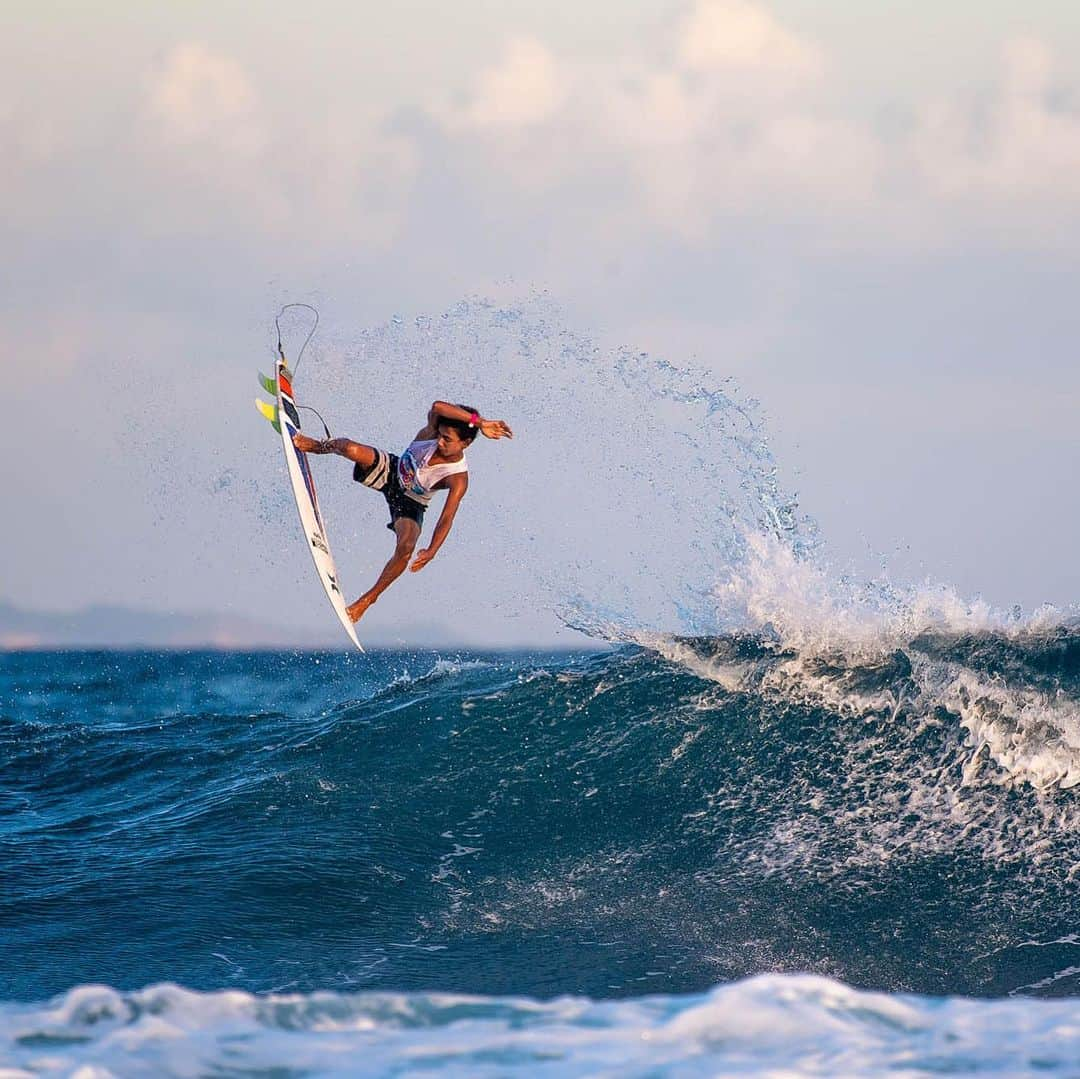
[4,639,1080,1075]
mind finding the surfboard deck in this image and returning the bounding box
[256,360,363,652]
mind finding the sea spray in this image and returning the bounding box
[295,293,813,638]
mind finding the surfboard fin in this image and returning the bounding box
[255,398,281,433]
[257,372,277,396]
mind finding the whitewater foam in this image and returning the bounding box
[5,975,1080,1078]
[716,529,1071,654]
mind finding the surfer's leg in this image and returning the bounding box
[347,519,421,623]
[293,435,377,469]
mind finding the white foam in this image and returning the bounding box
[381,657,495,694]
[5,975,1080,1077]
[940,669,1080,791]
[631,631,749,693]
[618,526,1080,800]
[631,558,1080,876]
[716,528,1071,654]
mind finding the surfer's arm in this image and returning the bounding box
[416,402,514,441]
[413,401,462,441]
[410,474,468,572]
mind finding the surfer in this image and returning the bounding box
[293,402,512,622]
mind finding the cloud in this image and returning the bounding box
[424,3,1080,250]
[910,38,1080,211]
[430,2,865,236]
[10,3,1078,276]
[676,0,823,83]
[132,42,417,250]
[443,37,565,133]
[146,42,261,149]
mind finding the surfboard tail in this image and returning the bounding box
[255,397,281,433]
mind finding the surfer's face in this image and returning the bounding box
[436,425,468,457]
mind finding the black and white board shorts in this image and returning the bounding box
[354,450,426,532]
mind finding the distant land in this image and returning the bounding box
[0,601,465,651]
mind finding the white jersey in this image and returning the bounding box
[397,439,468,506]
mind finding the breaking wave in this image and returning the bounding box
[4,627,1079,1009]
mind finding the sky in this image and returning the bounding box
[4,1,1080,646]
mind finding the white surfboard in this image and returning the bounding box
[256,360,363,651]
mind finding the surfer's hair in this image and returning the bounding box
[438,405,480,444]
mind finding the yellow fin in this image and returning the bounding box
[255,398,281,434]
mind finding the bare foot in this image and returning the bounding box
[293,433,322,453]
[347,596,376,623]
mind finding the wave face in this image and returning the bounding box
[3,637,1080,1012]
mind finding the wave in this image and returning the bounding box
[4,974,1079,1077]
[4,639,1079,1004]
[645,626,1080,793]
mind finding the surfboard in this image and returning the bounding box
[256,359,363,651]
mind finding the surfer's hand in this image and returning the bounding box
[480,419,513,440]
[410,549,435,572]
[293,433,322,453]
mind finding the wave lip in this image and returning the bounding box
[5,974,1080,1077]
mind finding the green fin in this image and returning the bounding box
[255,398,281,433]
[258,372,277,395]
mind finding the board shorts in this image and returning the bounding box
[353,450,426,532]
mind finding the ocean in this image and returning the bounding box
[3,635,1080,1076]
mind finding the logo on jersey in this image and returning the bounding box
[397,450,425,497]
